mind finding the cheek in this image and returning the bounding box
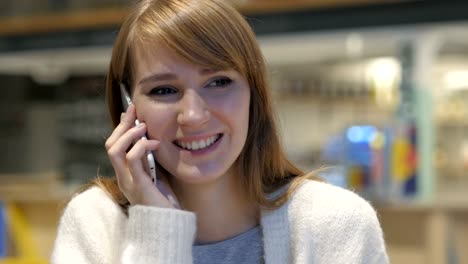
[208,89,250,120]
[210,101,248,137]
[231,91,250,127]
[137,105,176,139]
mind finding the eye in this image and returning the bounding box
[206,77,232,88]
[149,86,178,96]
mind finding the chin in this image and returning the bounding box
[171,164,233,185]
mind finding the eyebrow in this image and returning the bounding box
[138,68,219,85]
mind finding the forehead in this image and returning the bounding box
[130,40,238,82]
[132,41,179,66]
[131,42,193,78]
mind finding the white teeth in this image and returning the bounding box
[192,141,199,150]
[177,135,219,151]
[200,140,207,149]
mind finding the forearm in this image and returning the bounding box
[51,187,197,264]
[121,206,196,263]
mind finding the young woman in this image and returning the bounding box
[52,0,389,263]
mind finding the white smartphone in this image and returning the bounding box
[119,83,157,185]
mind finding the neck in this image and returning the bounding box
[171,172,259,244]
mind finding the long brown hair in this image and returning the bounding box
[92,0,320,213]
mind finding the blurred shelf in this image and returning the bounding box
[377,199,468,213]
[0,7,126,36]
[0,172,74,203]
[0,259,47,264]
[0,1,393,37]
[233,0,393,14]
[1,0,468,53]
[377,197,468,264]
[436,120,468,128]
[4,170,467,211]
[374,188,468,212]
[0,1,361,36]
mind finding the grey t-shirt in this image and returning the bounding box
[193,226,263,264]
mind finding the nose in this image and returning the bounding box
[177,91,210,127]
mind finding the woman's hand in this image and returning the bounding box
[105,104,179,208]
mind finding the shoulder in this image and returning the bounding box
[68,186,114,206]
[52,187,126,263]
[263,180,388,262]
[65,186,121,213]
[291,180,375,213]
[289,180,388,261]
[59,186,126,231]
[288,180,382,233]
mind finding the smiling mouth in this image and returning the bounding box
[174,134,223,151]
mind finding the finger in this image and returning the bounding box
[107,124,148,186]
[105,104,135,150]
[126,139,160,185]
[105,104,136,150]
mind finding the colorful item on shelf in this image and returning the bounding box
[321,123,419,201]
[0,203,6,257]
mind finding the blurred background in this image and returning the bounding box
[0,0,467,263]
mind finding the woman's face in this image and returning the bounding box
[130,43,250,185]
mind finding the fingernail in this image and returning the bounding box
[149,140,159,147]
[126,104,134,113]
[137,122,145,128]
[125,105,135,123]
[120,112,125,121]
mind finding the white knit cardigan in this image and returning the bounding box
[51,180,389,263]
